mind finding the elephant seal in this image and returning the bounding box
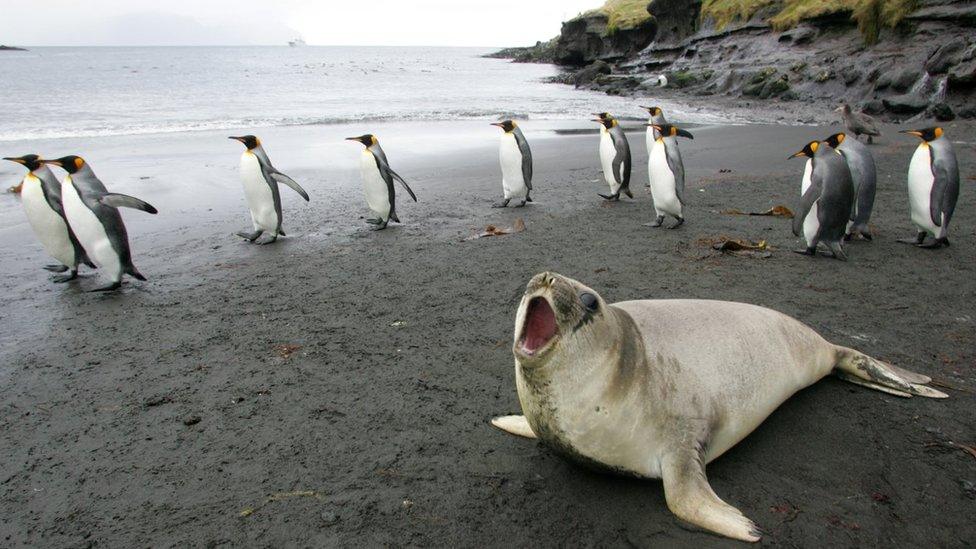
[491,272,946,542]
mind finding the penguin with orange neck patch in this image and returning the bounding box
[788,141,854,260]
[229,135,309,244]
[3,154,94,282]
[898,127,959,249]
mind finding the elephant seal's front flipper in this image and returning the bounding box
[661,441,761,543]
[491,415,537,439]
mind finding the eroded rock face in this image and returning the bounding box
[490,0,976,119]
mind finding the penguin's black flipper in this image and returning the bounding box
[99,193,158,214]
[388,169,417,202]
[126,265,147,281]
[44,264,69,273]
[270,171,310,202]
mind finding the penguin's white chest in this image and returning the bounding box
[645,126,657,157]
[648,139,681,216]
[800,160,820,246]
[239,152,278,232]
[61,176,120,276]
[361,152,390,220]
[907,144,937,235]
[21,175,76,267]
[599,132,619,193]
[499,133,526,199]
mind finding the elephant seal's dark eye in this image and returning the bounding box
[580,292,598,311]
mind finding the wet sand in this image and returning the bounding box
[0,119,974,547]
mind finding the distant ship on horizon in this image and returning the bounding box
[288,38,306,47]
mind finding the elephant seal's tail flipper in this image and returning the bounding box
[833,347,948,399]
[490,415,537,439]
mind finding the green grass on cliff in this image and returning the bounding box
[701,0,917,43]
[582,0,654,33]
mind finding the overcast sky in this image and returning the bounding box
[1,0,603,47]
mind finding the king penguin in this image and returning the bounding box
[824,132,877,241]
[3,155,94,282]
[41,156,158,291]
[788,141,854,260]
[645,124,694,229]
[490,120,533,208]
[229,135,309,244]
[592,113,632,201]
[898,127,960,249]
[641,105,668,162]
[346,134,417,230]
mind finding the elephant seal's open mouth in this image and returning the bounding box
[519,296,558,356]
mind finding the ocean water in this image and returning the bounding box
[0,46,732,142]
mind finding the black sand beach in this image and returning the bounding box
[0,120,974,547]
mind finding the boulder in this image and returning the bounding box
[573,60,613,87]
[883,93,928,114]
[949,59,976,86]
[890,67,922,92]
[930,103,955,121]
[925,37,968,74]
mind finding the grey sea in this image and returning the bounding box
[0,46,735,142]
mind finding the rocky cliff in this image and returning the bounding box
[493,0,976,120]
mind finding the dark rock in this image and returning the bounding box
[890,68,922,92]
[925,37,967,74]
[949,59,976,87]
[883,93,928,114]
[0,45,27,51]
[144,395,173,408]
[861,100,886,115]
[778,26,817,45]
[182,415,202,426]
[573,60,612,87]
[554,10,656,67]
[651,0,702,44]
[930,103,955,121]
[841,67,861,85]
[958,106,976,119]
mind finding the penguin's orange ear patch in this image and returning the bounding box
[836,133,845,144]
[810,141,820,153]
[74,157,85,170]
[934,127,943,139]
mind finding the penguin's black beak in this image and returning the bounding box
[228,136,244,142]
[677,128,694,139]
[490,122,504,128]
[899,129,924,138]
[788,150,805,160]
[2,157,25,165]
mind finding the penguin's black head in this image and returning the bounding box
[592,116,615,129]
[824,133,846,148]
[788,141,820,160]
[900,127,943,142]
[229,135,260,150]
[491,120,517,133]
[651,124,694,139]
[40,155,86,174]
[3,154,42,171]
[641,105,662,116]
[592,112,611,121]
[345,134,376,147]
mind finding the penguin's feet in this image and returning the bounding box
[897,232,927,246]
[598,193,620,201]
[668,217,685,230]
[256,235,278,245]
[43,264,69,273]
[89,281,122,292]
[52,270,78,284]
[643,216,665,228]
[515,200,527,208]
[792,247,817,256]
[365,218,383,225]
[918,238,948,249]
[236,230,263,242]
[371,223,389,231]
[491,199,511,208]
